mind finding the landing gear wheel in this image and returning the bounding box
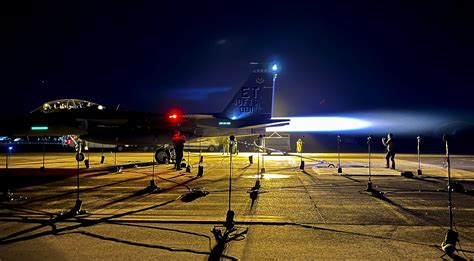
[75,152,85,162]
[155,148,170,164]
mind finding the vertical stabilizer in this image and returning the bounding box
[222,63,277,120]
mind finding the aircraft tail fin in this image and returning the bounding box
[222,62,277,120]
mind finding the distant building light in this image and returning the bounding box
[31,126,49,131]
[8,146,13,151]
[219,121,231,125]
[98,105,104,110]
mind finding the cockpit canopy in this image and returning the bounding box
[31,99,106,114]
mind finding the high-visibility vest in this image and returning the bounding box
[296,139,303,153]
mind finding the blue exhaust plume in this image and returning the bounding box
[267,111,472,135]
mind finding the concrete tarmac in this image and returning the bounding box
[0,152,473,260]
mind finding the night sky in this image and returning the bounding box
[3,1,474,118]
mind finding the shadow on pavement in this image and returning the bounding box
[209,226,247,261]
[62,230,213,257]
[0,174,204,246]
[368,188,446,227]
[0,196,182,245]
[1,168,99,189]
[1,175,148,208]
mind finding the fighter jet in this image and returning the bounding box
[1,63,288,163]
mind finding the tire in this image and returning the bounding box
[75,152,85,162]
[155,148,169,164]
[208,145,216,152]
[328,164,335,168]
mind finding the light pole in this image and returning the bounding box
[417,135,422,176]
[224,135,236,230]
[70,141,86,215]
[440,135,458,256]
[261,135,265,174]
[186,142,191,173]
[1,145,12,201]
[298,136,304,170]
[5,144,11,171]
[40,136,46,172]
[337,134,342,174]
[366,135,373,192]
[256,135,262,189]
[197,137,204,177]
[147,137,158,191]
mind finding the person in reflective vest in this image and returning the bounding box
[172,130,186,170]
[296,138,303,153]
[222,137,229,155]
[231,137,238,155]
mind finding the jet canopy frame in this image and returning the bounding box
[31,99,106,114]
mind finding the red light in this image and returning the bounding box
[66,139,71,145]
[167,110,182,123]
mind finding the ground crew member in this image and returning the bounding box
[231,137,238,155]
[382,133,396,169]
[172,130,186,170]
[254,135,264,152]
[296,138,303,153]
[222,137,229,155]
